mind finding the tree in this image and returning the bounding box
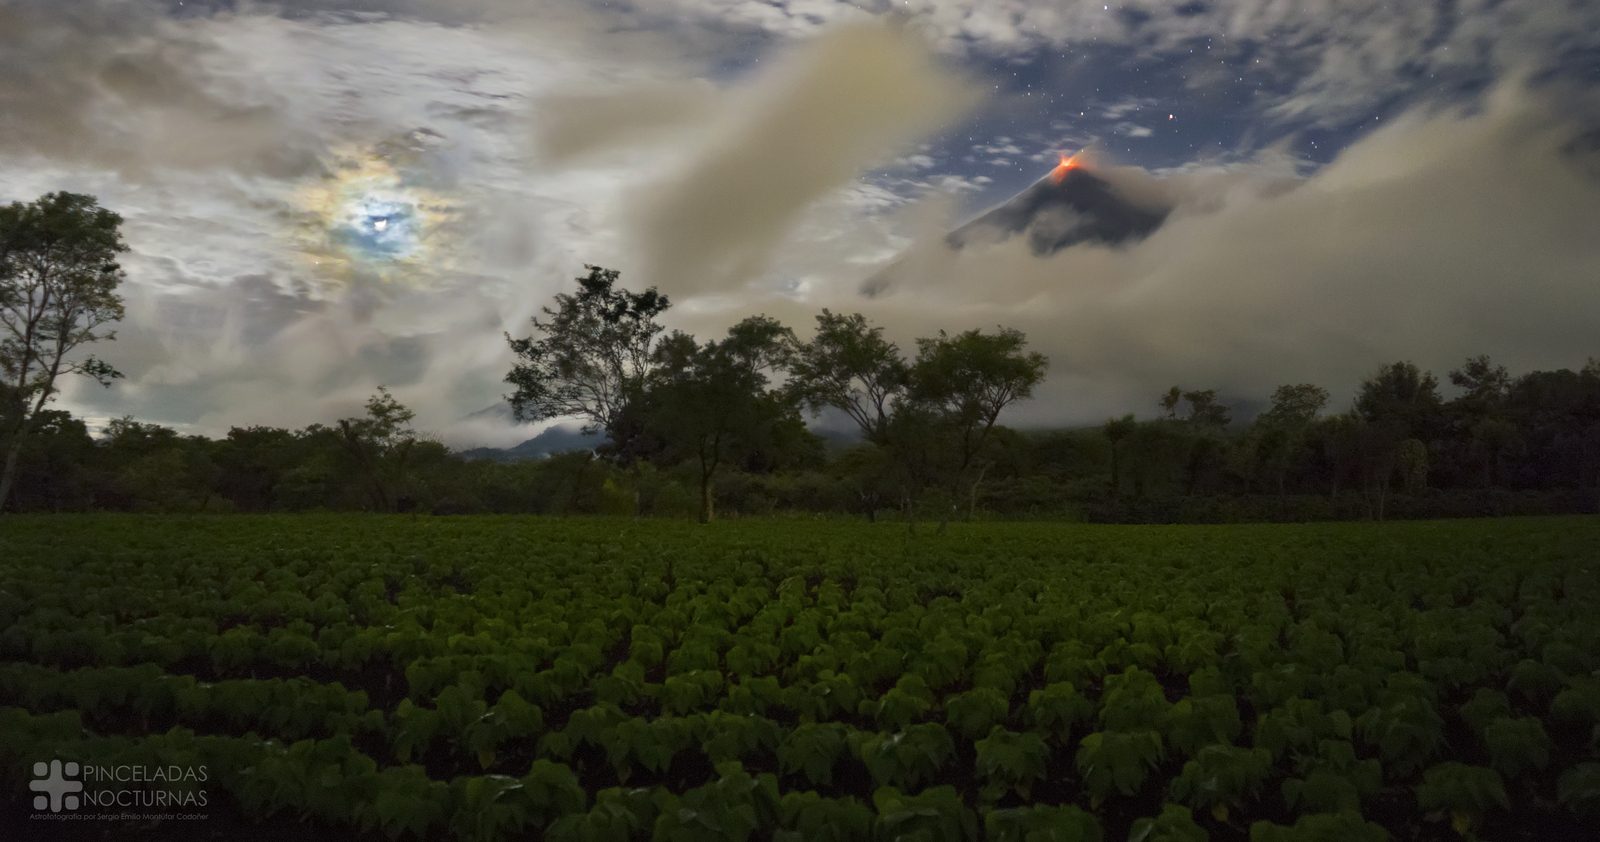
[1102,414,1137,499]
[789,314,1047,530]
[909,327,1048,525]
[0,192,127,512]
[647,315,805,522]
[337,386,421,512]
[1254,384,1329,497]
[504,265,670,459]
[1354,362,1444,513]
[1262,384,1330,428]
[1158,386,1182,420]
[1355,361,1444,439]
[786,309,908,446]
[1448,355,1512,488]
[1182,389,1231,427]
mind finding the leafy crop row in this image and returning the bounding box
[2,514,1598,841]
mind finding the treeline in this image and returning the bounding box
[3,355,1598,523]
[4,276,1598,523]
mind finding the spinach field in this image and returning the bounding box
[3,515,1598,841]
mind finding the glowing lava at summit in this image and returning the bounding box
[1049,151,1082,183]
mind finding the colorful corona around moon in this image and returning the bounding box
[290,129,460,289]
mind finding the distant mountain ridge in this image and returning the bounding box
[455,424,601,462]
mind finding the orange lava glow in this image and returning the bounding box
[1049,152,1081,183]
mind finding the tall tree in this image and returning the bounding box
[1254,383,1329,497]
[1448,355,1513,488]
[789,314,1047,529]
[504,265,670,459]
[786,309,908,445]
[1158,386,1182,420]
[1354,361,1444,512]
[0,192,127,512]
[1356,361,1444,439]
[1102,414,1137,499]
[647,315,803,522]
[909,327,1048,525]
[337,387,421,512]
[1182,389,1231,427]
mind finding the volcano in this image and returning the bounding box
[860,155,1172,296]
[945,155,1171,256]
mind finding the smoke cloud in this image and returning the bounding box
[0,1,319,177]
[806,82,1600,425]
[625,22,982,295]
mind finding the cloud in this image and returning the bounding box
[14,2,1598,449]
[534,82,723,165]
[14,10,690,443]
[572,1,1600,129]
[624,22,983,295]
[816,81,1600,426]
[0,0,321,177]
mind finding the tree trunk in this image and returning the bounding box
[699,473,714,523]
[1109,446,1120,500]
[0,434,25,513]
[0,380,55,514]
[965,461,990,522]
[697,439,718,523]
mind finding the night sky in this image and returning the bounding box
[4,0,1599,445]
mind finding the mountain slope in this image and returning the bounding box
[946,156,1170,256]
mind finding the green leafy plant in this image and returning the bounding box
[1077,729,1165,807]
[868,673,935,730]
[1256,698,1351,763]
[653,762,781,842]
[852,724,957,791]
[872,785,976,842]
[1481,716,1552,778]
[779,722,851,787]
[946,686,1011,740]
[1128,804,1207,842]
[974,727,1051,801]
[1247,811,1390,842]
[1166,694,1242,758]
[1556,763,1600,819]
[1025,681,1094,740]
[986,803,1103,842]
[1280,740,1382,814]
[1416,762,1509,837]
[545,786,663,842]
[1356,679,1444,778]
[1099,667,1172,732]
[1170,743,1272,821]
[775,791,874,842]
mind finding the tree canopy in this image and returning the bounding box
[504,265,670,442]
[0,192,127,512]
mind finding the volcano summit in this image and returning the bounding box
[860,154,1173,296]
[945,154,1172,256]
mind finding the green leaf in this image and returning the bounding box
[1076,729,1164,805]
[1128,804,1207,842]
[986,803,1103,842]
[974,727,1050,801]
[946,687,1011,741]
[872,785,976,842]
[778,722,850,787]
